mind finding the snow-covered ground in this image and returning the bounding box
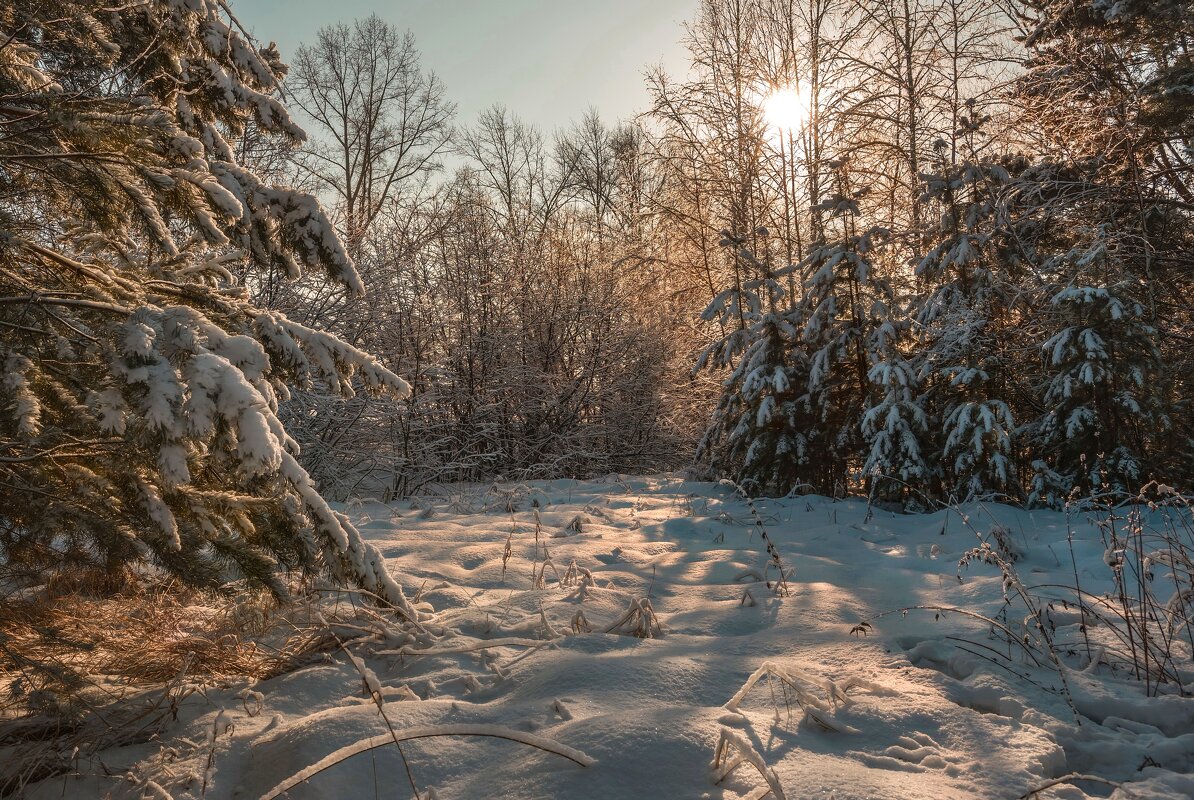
[32,476,1194,799]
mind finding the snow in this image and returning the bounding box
[27,475,1194,799]
[137,477,182,551]
[3,353,41,437]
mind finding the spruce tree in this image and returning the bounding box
[0,0,417,618]
[915,131,1020,501]
[797,162,892,494]
[1021,0,1194,495]
[695,232,812,496]
[1033,276,1160,499]
[862,314,928,504]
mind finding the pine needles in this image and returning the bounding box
[0,579,391,794]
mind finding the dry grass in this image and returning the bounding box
[0,571,380,796]
[2,576,280,689]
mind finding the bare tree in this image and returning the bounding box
[288,15,454,255]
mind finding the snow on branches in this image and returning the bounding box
[0,0,415,615]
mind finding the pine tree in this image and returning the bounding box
[695,232,812,496]
[797,163,892,494]
[862,314,928,504]
[1033,275,1160,500]
[1020,0,1194,495]
[0,0,418,619]
[915,130,1020,500]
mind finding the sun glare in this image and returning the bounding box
[762,85,811,131]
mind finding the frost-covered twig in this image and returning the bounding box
[605,597,662,638]
[1018,773,1141,799]
[864,605,1043,667]
[723,480,792,596]
[377,637,553,658]
[709,728,786,800]
[331,623,420,800]
[725,661,888,731]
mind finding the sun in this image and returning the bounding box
[762,85,811,132]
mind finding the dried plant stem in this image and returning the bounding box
[259,725,594,800]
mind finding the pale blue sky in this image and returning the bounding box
[234,0,697,133]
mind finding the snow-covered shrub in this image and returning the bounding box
[885,483,1194,722]
[260,110,704,498]
[1076,483,1194,693]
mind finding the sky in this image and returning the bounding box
[233,0,698,135]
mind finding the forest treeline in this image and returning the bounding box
[263,0,1193,504]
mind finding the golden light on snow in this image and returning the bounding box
[762,84,811,131]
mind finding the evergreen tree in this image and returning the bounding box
[1021,0,1194,494]
[862,313,928,504]
[797,163,892,494]
[1033,274,1161,500]
[695,232,812,496]
[915,129,1020,500]
[0,0,417,618]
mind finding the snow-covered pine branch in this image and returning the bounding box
[0,0,415,614]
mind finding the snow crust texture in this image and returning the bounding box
[31,476,1194,799]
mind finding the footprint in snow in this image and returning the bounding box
[594,547,623,564]
[855,731,964,776]
[915,543,943,559]
[458,553,486,570]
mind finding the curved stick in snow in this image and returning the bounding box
[258,724,595,800]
